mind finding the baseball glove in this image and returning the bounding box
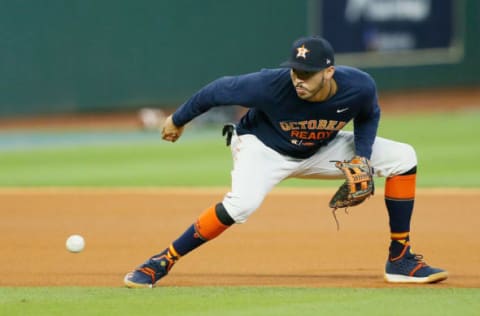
[329,156,374,210]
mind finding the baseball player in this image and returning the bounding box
[124,36,447,287]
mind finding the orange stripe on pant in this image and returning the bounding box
[194,205,229,241]
[385,174,416,200]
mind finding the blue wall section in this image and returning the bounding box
[0,0,478,117]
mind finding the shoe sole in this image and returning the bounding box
[124,272,154,289]
[384,271,448,284]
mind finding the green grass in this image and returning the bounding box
[1,287,479,316]
[0,139,232,186]
[377,110,480,187]
[0,110,479,187]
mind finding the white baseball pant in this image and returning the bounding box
[222,131,417,223]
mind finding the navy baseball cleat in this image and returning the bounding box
[124,250,176,288]
[384,242,448,284]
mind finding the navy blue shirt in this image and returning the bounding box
[172,66,380,159]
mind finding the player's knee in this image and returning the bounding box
[384,142,417,176]
[221,193,264,224]
[397,143,417,174]
[375,141,418,177]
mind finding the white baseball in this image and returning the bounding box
[66,234,85,253]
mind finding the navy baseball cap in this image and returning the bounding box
[280,36,335,72]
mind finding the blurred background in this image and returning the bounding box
[0,0,479,187]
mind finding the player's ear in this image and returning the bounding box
[324,66,335,79]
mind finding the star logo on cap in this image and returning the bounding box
[326,58,331,65]
[296,44,310,59]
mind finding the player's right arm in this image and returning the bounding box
[169,71,268,130]
[161,115,184,142]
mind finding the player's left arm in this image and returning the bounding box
[352,76,380,160]
[328,77,379,214]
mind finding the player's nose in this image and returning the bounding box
[293,77,303,86]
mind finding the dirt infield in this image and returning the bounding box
[1,188,479,288]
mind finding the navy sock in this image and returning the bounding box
[389,240,405,260]
[386,199,413,258]
[385,199,413,233]
[171,224,206,256]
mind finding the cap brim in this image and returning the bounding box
[279,60,326,72]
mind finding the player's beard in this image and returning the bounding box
[296,76,326,101]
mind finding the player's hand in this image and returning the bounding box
[161,115,184,142]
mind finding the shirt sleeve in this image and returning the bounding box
[353,78,381,159]
[172,72,266,126]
